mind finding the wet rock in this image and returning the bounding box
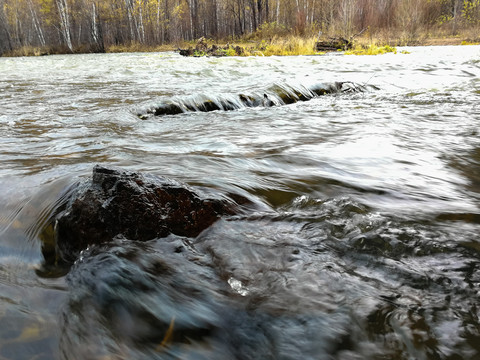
[60,237,358,359]
[61,239,227,356]
[178,48,194,57]
[138,81,379,118]
[176,37,247,57]
[53,165,235,263]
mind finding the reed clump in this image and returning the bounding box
[344,44,398,55]
[253,36,320,56]
[240,37,403,56]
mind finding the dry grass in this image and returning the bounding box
[106,43,175,53]
[344,44,398,55]
[252,36,320,56]
[3,46,50,57]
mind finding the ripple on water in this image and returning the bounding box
[1,47,480,359]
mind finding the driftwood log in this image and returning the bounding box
[315,28,367,52]
[315,37,353,52]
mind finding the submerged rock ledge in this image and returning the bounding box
[138,81,379,119]
[52,165,236,263]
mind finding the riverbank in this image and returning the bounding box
[2,33,479,57]
[169,34,478,57]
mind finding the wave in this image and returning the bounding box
[138,81,379,118]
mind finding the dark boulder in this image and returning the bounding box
[53,165,235,263]
[176,38,247,58]
[178,48,194,57]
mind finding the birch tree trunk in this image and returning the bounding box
[124,0,136,41]
[90,1,104,51]
[451,0,462,34]
[250,0,257,31]
[55,0,73,52]
[28,0,46,46]
[188,0,199,39]
[156,0,161,43]
[276,0,280,22]
[138,5,145,42]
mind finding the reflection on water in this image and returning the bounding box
[0,45,480,359]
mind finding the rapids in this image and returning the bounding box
[0,45,479,359]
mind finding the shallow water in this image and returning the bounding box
[0,46,480,359]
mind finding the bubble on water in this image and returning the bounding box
[227,277,249,296]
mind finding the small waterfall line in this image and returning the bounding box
[138,81,378,118]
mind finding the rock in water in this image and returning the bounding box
[54,165,235,263]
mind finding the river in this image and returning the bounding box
[0,46,479,359]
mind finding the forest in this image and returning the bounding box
[0,0,479,55]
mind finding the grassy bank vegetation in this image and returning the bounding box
[5,31,478,58]
[171,23,479,57]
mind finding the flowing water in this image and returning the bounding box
[0,46,479,359]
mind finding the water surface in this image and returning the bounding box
[0,46,479,359]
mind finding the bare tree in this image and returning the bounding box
[0,0,13,53]
[55,0,74,51]
[338,0,357,37]
[90,1,104,51]
[28,0,46,46]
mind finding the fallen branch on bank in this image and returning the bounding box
[315,37,353,51]
[315,28,367,52]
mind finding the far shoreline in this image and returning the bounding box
[1,35,479,58]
